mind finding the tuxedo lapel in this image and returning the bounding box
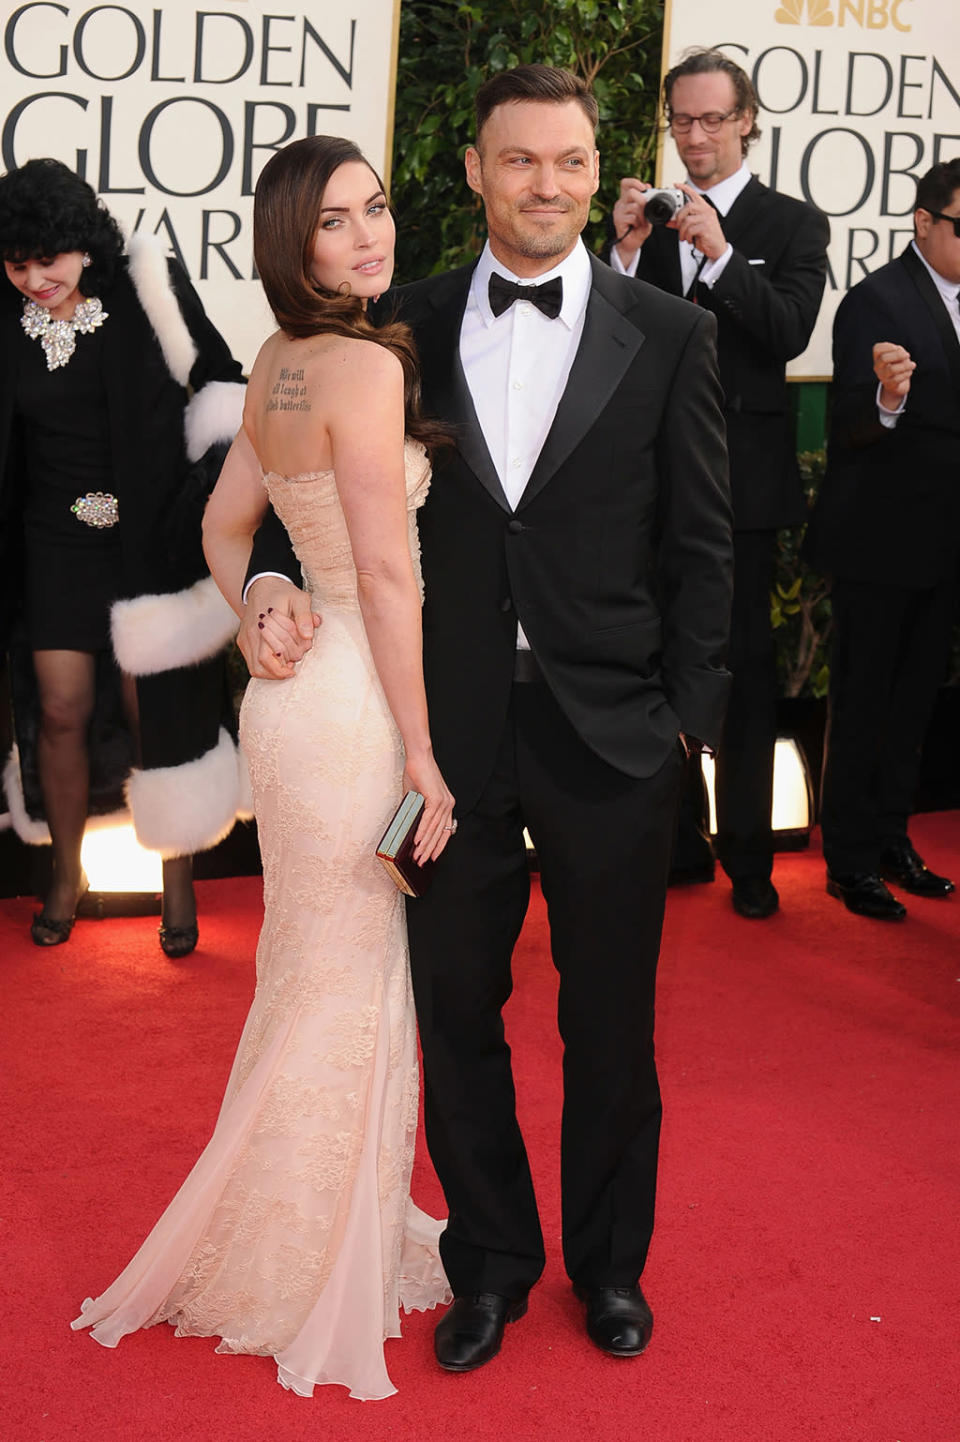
[691,178,765,306]
[412,267,511,512]
[518,255,646,511]
[716,176,766,251]
[899,244,960,396]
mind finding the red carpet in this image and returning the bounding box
[3,815,959,1442]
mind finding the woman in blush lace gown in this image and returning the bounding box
[71,136,455,1401]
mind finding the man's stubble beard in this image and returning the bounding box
[513,233,575,260]
[503,209,584,261]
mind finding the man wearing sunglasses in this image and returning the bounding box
[607,46,829,922]
[805,158,960,919]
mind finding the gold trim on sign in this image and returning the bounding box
[383,0,403,190]
[655,0,676,188]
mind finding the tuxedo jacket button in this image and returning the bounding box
[500,597,513,612]
[507,519,523,534]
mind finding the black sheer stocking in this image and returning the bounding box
[32,649,95,924]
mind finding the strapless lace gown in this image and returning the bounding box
[72,440,450,1400]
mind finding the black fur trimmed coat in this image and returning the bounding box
[0,236,249,857]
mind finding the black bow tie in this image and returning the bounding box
[488,272,563,320]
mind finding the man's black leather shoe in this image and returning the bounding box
[574,1285,653,1357]
[731,876,779,918]
[434,1292,527,1372]
[880,840,955,897]
[826,872,906,920]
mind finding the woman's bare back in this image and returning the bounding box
[246,330,402,480]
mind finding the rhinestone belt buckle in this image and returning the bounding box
[71,491,119,528]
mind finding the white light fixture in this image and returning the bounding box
[770,737,813,834]
[80,822,163,894]
[701,736,812,838]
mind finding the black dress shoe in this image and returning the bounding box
[434,1292,527,1372]
[159,922,199,958]
[31,872,89,947]
[30,911,77,946]
[826,872,906,920]
[731,876,779,919]
[880,840,955,897]
[575,1285,653,1357]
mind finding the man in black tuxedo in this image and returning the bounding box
[242,66,732,1369]
[609,47,829,919]
[804,159,960,920]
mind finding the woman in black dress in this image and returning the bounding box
[0,159,248,954]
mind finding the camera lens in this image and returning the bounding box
[645,189,683,226]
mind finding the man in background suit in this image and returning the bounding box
[609,47,829,919]
[804,159,960,919]
[242,66,732,1370]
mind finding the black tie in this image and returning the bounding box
[488,272,563,320]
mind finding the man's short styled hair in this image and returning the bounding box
[663,47,761,156]
[474,65,599,146]
[915,158,960,217]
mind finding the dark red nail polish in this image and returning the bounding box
[258,621,264,629]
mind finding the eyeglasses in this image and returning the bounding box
[925,209,960,238]
[668,108,740,135]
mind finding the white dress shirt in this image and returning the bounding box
[461,240,593,647]
[610,160,753,293]
[461,240,592,505]
[878,238,960,428]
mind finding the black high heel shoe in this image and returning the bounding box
[31,873,89,947]
[158,921,199,959]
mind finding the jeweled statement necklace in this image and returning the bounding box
[21,296,108,371]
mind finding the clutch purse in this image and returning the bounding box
[376,790,436,897]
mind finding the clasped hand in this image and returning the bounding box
[238,576,320,679]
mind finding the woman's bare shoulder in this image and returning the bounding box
[304,333,403,390]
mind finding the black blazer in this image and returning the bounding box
[251,253,733,812]
[623,177,830,530]
[805,244,960,589]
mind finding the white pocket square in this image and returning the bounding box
[748,258,765,266]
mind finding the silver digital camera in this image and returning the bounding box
[644,187,688,226]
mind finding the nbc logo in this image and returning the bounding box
[774,0,913,28]
[775,0,833,20]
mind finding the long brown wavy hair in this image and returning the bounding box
[254,136,449,456]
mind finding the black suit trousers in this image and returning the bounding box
[714,530,778,881]
[820,576,957,874]
[405,673,684,1300]
[673,531,778,881]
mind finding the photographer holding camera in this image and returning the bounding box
[608,47,829,920]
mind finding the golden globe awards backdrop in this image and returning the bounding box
[659,0,960,376]
[1,1,401,368]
